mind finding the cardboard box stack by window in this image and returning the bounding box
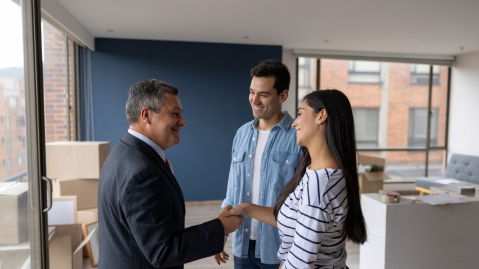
[46,141,108,222]
[53,178,99,210]
[0,182,28,245]
[358,154,390,193]
[46,141,110,180]
[46,141,108,259]
[48,226,94,269]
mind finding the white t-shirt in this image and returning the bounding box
[250,129,270,240]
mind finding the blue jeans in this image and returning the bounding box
[234,240,280,269]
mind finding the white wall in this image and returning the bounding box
[449,51,479,157]
[282,49,297,117]
[42,0,95,50]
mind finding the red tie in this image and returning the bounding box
[165,157,174,174]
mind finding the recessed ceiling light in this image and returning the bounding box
[106,29,114,32]
[243,36,249,39]
[324,40,329,43]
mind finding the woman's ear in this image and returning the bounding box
[317,109,328,125]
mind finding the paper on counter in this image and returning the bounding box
[416,193,467,205]
[436,178,461,184]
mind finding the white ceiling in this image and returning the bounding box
[55,0,479,56]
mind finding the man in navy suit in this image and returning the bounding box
[98,79,243,268]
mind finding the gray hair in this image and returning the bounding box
[125,79,179,124]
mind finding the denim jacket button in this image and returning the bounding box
[285,160,289,164]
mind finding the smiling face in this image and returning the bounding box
[292,99,325,148]
[249,76,287,125]
[146,92,185,150]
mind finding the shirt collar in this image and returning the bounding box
[250,111,294,132]
[128,129,166,162]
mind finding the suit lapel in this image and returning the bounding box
[121,133,185,211]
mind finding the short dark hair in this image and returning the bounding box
[250,60,290,94]
[125,79,178,124]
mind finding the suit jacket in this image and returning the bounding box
[98,132,224,268]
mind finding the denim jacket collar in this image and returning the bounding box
[250,111,294,132]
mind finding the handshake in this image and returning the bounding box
[217,204,247,234]
[215,204,248,265]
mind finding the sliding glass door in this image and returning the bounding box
[0,0,49,268]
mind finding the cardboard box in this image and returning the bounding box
[358,154,390,193]
[53,178,99,210]
[77,208,98,225]
[49,235,83,269]
[50,224,83,253]
[49,223,97,269]
[0,182,28,245]
[46,141,110,179]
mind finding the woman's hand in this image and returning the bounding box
[222,203,251,217]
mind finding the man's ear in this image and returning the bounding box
[140,107,151,124]
[317,109,328,125]
[279,90,289,104]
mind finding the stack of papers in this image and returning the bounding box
[416,193,467,205]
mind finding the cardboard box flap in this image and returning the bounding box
[74,227,95,255]
[362,172,390,182]
[0,182,28,196]
[358,154,386,169]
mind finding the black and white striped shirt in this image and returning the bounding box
[277,168,348,269]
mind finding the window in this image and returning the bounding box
[42,21,77,142]
[17,116,25,126]
[17,155,22,166]
[298,57,312,90]
[353,108,379,148]
[9,96,17,107]
[5,116,10,132]
[348,60,381,84]
[6,137,11,153]
[7,158,12,174]
[408,108,438,147]
[313,59,450,180]
[410,64,440,85]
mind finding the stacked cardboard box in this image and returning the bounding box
[0,182,28,245]
[46,141,110,261]
[358,154,390,194]
[46,141,109,224]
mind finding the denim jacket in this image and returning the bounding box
[222,111,300,264]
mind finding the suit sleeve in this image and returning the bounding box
[120,167,224,268]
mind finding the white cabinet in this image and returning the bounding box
[360,193,479,269]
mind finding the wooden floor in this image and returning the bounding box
[84,201,360,269]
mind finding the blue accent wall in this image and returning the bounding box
[86,38,282,201]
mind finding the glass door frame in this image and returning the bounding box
[22,0,51,267]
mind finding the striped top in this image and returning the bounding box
[277,168,348,269]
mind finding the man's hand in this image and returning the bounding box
[218,205,243,234]
[213,250,229,265]
[221,203,249,217]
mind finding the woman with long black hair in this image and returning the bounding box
[223,89,367,268]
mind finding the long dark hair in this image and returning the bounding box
[273,89,367,244]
